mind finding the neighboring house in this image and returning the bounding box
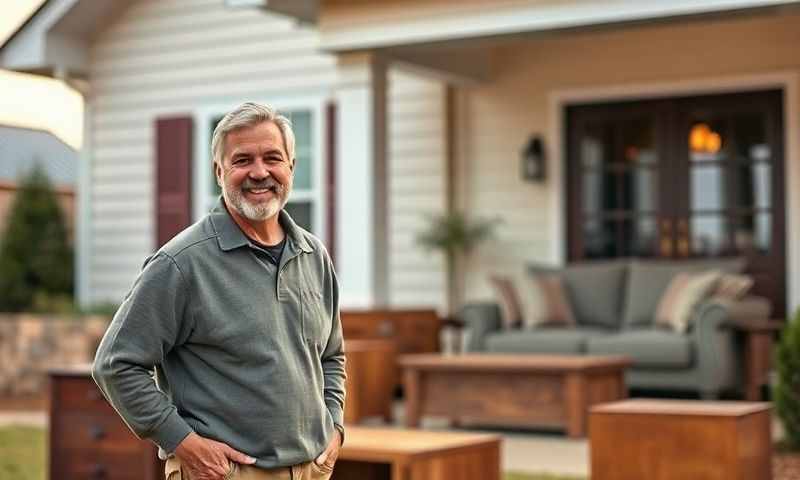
[0,0,447,310]
[3,0,800,318]
[0,125,77,239]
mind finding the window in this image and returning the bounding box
[195,100,326,237]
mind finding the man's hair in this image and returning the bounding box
[211,102,295,167]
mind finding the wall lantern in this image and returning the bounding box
[521,135,546,182]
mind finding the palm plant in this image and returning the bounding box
[774,311,800,449]
[417,211,499,315]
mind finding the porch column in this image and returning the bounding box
[334,52,389,308]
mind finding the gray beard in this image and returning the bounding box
[223,184,289,221]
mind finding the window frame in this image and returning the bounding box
[192,96,327,237]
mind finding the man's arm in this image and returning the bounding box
[320,252,346,437]
[91,253,194,453]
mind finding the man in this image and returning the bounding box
[93,102,346,480]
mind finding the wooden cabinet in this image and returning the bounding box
[49,367,162,480]
[340,309,441,355]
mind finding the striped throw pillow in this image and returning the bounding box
[489,275,523,329]
[522,274,577,329]
[654,270,722,333]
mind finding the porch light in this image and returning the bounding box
[521,135,546,182]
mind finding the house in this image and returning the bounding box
[3,0,799,319]
[0,125,77,238]
[0,0,447,311]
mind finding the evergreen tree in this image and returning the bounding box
[0,164,73,311]
[774,311,800,449]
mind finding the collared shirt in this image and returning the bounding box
[92,198,346,469]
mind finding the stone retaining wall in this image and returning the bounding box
[0,315,109,395]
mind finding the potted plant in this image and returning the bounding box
[416,211,499,317]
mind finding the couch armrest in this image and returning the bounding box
[459,302,502,352]
[691,296,772,394]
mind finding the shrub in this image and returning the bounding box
[774,311,800,449]
[0,164,73,312]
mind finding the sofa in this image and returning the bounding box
[461,258,772,399]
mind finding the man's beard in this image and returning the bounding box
[222,175,290,221]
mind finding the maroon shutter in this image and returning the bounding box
[155,116,193,249]
[325,102,337,266]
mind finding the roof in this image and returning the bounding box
[0,125,77,186]
[0,0,51,52]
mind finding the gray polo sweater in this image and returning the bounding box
[92,199,346,469]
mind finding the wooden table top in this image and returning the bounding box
[340,426,501,462]
[398,354,632,372]
[591,399,771,416]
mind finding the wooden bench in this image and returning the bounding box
[590,399,772,480]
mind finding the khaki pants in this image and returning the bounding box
[165,456,334,480]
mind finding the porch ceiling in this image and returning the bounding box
[265,0,800,53]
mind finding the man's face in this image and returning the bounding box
[216,121,293,222]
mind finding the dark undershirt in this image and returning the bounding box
[252,236,286,266]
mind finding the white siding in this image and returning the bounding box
[86,0,447,309]
[387,69,447,312]
[87,0,336,303]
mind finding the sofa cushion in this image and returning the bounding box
[529,261,627,329]
[484,327,612,354]
[586,330,694,369]
[521,274,577,329]
[622,258,745,328]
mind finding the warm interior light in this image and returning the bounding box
[689,123,722,155]
[689,123,710,152]
[705,132,722,154]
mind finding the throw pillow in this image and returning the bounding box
[522,274,577,329]
[654,270,722,333]
[488,275,523,329]
[713,273,754,300]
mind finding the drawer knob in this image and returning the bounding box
[90,464,107,479]
[89,425,106,440]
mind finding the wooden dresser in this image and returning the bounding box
[340,309,441,354]
[49,366,162,480]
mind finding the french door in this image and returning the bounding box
[567,90,785,316]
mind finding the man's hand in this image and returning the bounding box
[314,429,342,470]
[174,432,256,480]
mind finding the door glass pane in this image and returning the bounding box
[583,219,616,259]
[691,215,730,256]
[691,165,726,210]
[580,125,610,168]
[622,119,657,165]
[638,217,658,257]
[621,168,658,212]
[582,170,616,214]
[732,114,767,160]
[735,213,771,254]
[284,201,313,232]
[289,111,313,190]
[734,162,771,209]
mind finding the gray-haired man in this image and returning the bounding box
[93,102,346,480]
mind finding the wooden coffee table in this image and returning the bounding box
[590,399,772,479]
[399,354,631,438]
[334,426,501,480]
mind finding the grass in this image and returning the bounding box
[0,426,586,480]
[0,426,45,480]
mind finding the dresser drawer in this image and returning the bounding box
[52,376,116,413]
[53,412,141,452]
[57,449,157,480]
